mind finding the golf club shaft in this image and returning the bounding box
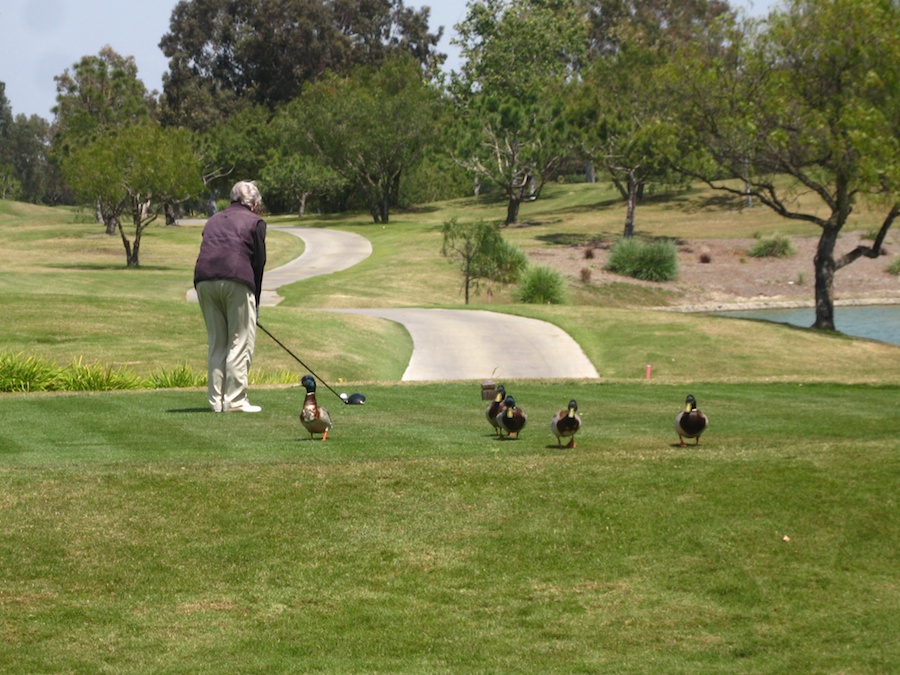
[256,322,348,404]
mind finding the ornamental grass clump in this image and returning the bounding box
[748,233,797,258]
[0,351,60,392]
[147,364,206,389]
[58,357,142,391]
[516,265,567,304]
[606,237,679,282]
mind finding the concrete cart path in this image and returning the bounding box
[326,308,600,382]
[186,225,600,381]
[185,227,373,307]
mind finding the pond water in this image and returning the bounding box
[712,304,900,346]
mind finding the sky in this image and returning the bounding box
[0,0,775,121]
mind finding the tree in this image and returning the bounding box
[0,83,20,200]
[158,0,444,128]
[52,46,152,153]
[581,0,732,58]
[568,0,731,236]
[450,0,586,224]
[260,153,348,216]
[567,49,681,237]
[62,123,203,267]
[1,83,54,204]
[290,54,441,222]
[0,165,22,200]
[441,219,528,304]
[3,114,54,204]
[194,103,274,213]
[670,0,900,330]
[51,47,154,230]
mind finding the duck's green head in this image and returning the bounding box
[301,375,316,392]
[684,394,697,413]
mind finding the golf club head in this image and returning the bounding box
[345,393,366,405]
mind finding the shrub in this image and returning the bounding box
[886,256,900,276]
[148,364,206,389]
[57,357,141,391]
[606,238,679,282]
[0,351,59,392]
[252,369,303,385]
[516,265,567,304]
[748,234,797,258]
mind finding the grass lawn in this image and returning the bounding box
[1,186,898,672]
[1,381,898,673]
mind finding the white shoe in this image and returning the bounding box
[226,400,262,413]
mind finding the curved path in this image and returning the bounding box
[186,227,373,306]
[327,308,599,381]
[187,225,599,381]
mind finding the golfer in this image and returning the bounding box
[194,181,267,413]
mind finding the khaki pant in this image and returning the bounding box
[195,279,257,412]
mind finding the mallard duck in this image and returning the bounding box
[300,374,333,440]
[674,394,708,447]
[551,399,582,448]
[495,395,527,438]
[485,384,507,433]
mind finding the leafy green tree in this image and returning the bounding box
[0,165,22,200]
[52,46,152,153]
[158,0,444,128]
[3,114,54,204]
[62,123,203,267]
[1,83,56,205]
[581,0,732,57]
[261,153,348,216]
[670,0,900,330]
[567,50,681,237]
[568,0,730,236]
[0,83,11,132]
[450,0,586,224]
[291,54,441,222]
[51,47,154,229]
[441,218,528,304]
[0,83,19,200]
[193,103,274,214]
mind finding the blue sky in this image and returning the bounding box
[0,0,775,121]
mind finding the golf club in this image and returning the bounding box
[256,321,366,405]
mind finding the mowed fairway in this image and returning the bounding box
[1,190,899,672]
[1,382,898,672]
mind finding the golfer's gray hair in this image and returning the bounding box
[230,181,262,208]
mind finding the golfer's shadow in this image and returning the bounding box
[166,408,216,414]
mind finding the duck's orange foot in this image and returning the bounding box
[566,438,576,448]
[322,431,329,441]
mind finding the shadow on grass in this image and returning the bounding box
[536,232,618,247]
[46,263,179,272]
[166,408,214,414]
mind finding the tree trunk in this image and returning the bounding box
[812,223,840,330]
[380,185,390,223]
[505,198,520,226]
[298,192,309,217]
[464,254,471,305]
[623,177,638,238]
[165,201,178,225]
[128,240,140,268]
